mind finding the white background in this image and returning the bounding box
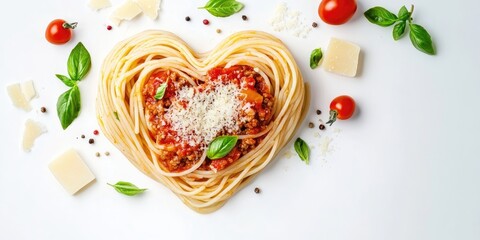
[1,0,479,239]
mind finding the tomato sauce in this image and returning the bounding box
[142,66,274,172]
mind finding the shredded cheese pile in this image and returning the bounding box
[165,82,243,147]
[269,3,312,38]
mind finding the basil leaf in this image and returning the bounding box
[409,24,435,55]
[154,83,167,100]
[57,85,81,130]
[67,42,91,81]
[294,138,310,165]
[207,136,238,159]
[55,74,75,87]
[393,21,406,40]
[113,111,119,120]
[309,48,323,69]
[364,7,398,27]
[108,181,147,196]
[200,0,244,18]
[398,6,410,21]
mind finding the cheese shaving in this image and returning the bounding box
[22,119,47,152]
[7,83,31,111]
[88,0,111,11]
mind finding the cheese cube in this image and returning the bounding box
[49,149,96,195]
[323,38,361,77]
[6,83,31,111]
[22,119,46,152]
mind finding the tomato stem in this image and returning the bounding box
[326,110,338,126]
[62,22,78,29]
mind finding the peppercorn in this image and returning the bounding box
[312,22,318,28]
[95,152,100,157]
[40,107,47,113]
[242,15,248,21]
[316,109,322,115]
[107,25,112,31]
[93,130,99,135]
[105,151,110,156]
[319,124,325,130]
[254,187,260,194]
[81,134,85,139]
[203,19,209,25]
[308,122,314,128]
[89,138,95,144]
[216,29,221,33]
[185,16,191,21]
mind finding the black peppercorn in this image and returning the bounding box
[312,22,318,28]
[316,109,322,115]
[319,124,325,130]
[242,15,248,21]
[254,187,260,194]
[89,138,95,144]
[185,16,191,21]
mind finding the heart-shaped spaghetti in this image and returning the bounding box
[97,30,308,213]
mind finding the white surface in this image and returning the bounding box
[1,0,480,239]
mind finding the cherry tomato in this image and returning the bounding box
[326,95,356,126]
[318,0,357,25]
[45,19,77,44]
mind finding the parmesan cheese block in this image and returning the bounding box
[134,0,161,20]
[323,38,361,77]
[49,149,96,195]
[110,0,142,26]
[88,0,111,11]
[21,80,36,101]
[6,83,31,111]
[22,119,46,152]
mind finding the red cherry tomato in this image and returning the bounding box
[318,0,357,25]
[326,95,356,126]
[45,19,77,44]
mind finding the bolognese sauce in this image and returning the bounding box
[142,65,274,172]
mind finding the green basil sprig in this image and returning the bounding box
[154,83,167,100]
[199,0,244,17]
[309,48,323,69]
[207,136,238,159]
[108,181,147,196]
[68,43,92,80]
[393,21,406,40]
[409,24,435,55]
[113,111,120,120]
[397,6,410,21]
[364,7,398,26]
[294,138,310,165]
[55,42,91,129]
[57,85,81,130]
[364,5,435,55]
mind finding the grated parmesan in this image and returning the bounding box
[165,82,245,148]
[269,3,312,38]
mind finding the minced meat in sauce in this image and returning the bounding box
[142,65,274,172]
